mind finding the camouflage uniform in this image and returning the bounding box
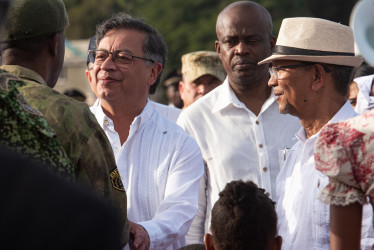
[0,69,74,179]
[0,65,130,246]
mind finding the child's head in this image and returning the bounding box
[205,180,281,250]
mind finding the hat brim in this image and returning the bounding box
[258,54,364,67]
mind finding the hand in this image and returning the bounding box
[129,221,150,250]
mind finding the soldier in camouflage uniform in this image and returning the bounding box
[0,69,74,179]
[179,51,226,108]
[0,0,129,246]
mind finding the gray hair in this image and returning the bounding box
[95,12,168,94]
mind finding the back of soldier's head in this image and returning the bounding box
[0,0,68,55]
[209,180,280,250]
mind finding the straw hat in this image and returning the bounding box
[259,17,364,67]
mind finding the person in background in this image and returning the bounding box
[87,12,204,249]
[179,51,225,109]
[177,1,300,244]
[260,17,374,249]
[63,88,86,102]
[204,180,282,250]
[0,0,129,246]
[347,64,374,113]
[164,69,184,109]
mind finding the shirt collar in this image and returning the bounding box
[0,65,48,86]
[296,100,357,144]
[92,99,154,131]
[212,77,277,114]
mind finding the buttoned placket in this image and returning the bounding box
[252,114,272,197]
[234,101,272,198]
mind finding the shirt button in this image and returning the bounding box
[104,119,109,125]
[263,167,268,172]
[256,121,259,125]
[259,144,263,148]
[115,147,119,152]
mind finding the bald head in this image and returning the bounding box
[216,1,273,39]
[214,1,275,90]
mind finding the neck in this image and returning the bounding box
[229,77,271,116]
[2,51,53,87]
[100,98,146,145]
[299,98,346,138]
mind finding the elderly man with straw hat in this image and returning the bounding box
[259,17,374,249]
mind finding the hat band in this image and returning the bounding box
[274,45,355,57]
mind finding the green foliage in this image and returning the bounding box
[64,0,358,80]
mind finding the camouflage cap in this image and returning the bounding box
[181,51,226,83]
[0,0,68,42]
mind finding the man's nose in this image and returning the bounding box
[235,41,249,55]
[100,54,117,70]
[268,74,278,87]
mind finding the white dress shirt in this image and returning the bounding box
[91,100,204,250]
[149,100,181,122]
[276,101,374,250]
[177,77,301,243]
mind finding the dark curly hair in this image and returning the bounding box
[211,180,277,250]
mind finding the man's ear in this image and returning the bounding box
[215,40,221,57]
[148,62,162,87]
[311,64,326,92]
[49,33,60,56]
[85,69,91,83]
[85,69,97,96]
[179,80,185,97]
[204,233,216,250]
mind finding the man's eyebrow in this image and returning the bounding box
[116,49,134,54]
[96,48,134,54]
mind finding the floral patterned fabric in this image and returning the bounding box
[314,109,374,206]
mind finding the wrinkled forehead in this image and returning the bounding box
[97,28,146,53]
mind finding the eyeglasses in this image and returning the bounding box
[88,49,154,69]
[269,62,331,79]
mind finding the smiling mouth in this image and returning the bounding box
[99,77,117,82]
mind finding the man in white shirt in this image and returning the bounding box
[177,1,301,244]
[86,36,181,123]
[85,13,204,250]
[259,17,374,250]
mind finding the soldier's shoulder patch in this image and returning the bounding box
[16,93,43,117]
[110,168,125,192]
[0,72,21,91]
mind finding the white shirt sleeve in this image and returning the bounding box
[138,136,204,249]
[178,112,208,245]
[185,167,208,244]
